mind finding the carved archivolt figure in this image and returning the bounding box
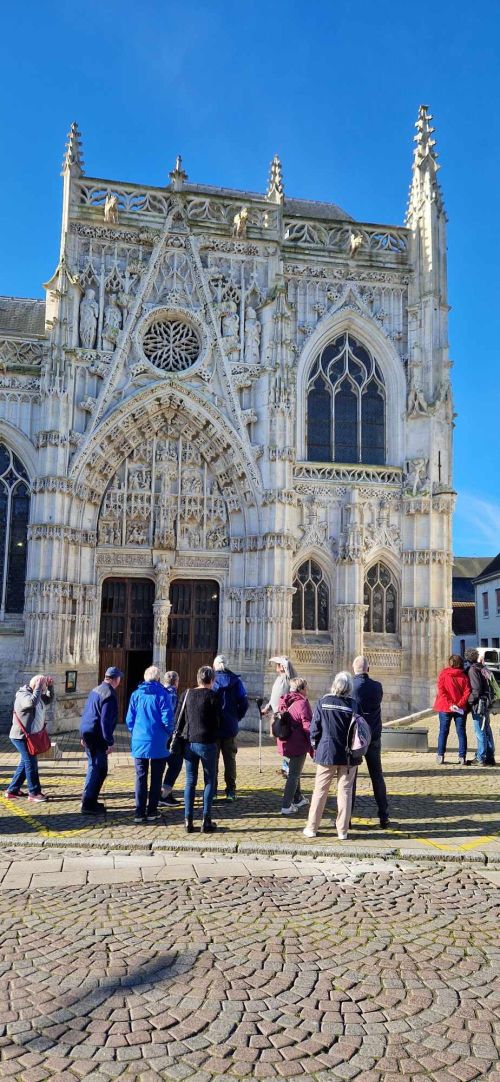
[221,300,239,339]
[232,206,249,238]
[102,294,122,351]
[79,287,99,349]
[104,194,119,223]
[244,306,261,363]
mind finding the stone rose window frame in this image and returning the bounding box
[134,306,212,378]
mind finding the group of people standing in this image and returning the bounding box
[6,645,494,836]
[433,648,496,766]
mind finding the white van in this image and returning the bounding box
[476,647,500,675]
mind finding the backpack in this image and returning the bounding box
[488,672,500,714]
[346,713,372,764]
[271,710,292,741]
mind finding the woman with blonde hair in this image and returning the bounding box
[304,671,358,840]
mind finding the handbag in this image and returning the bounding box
[168,690,190,756]
[14,711,51,757]
[271,710,292,741]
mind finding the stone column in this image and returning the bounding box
[152,558,172,669]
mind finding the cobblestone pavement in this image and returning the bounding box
[0,717,499,859]
[0,847,499,1081]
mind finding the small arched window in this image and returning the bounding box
[364,562,398,634]
[306,333,385,465]
[0,443,31,615]
[292,559,329,632]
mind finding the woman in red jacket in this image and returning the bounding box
[277,677,312,814]
[433,654,471,765]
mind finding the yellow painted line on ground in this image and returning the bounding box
[0,795,90,839]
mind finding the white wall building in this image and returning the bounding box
[474,555,500,648]
[0,106,454,729]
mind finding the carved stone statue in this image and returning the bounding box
[244,306,261,363]
[407,383,429,417]
[102,294,122,351]
[104,194,119,223]
[232,206,249,238]
[79,288,99,349]
[406,458,429,496]
[349,231,363,257]
[221,300,239,339]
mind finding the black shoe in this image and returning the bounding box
[159,793,179,806]
[225,791,236,802]
[379,817,391,829]
[201,817,217,833]
[185,818,194,833]
[81,801,106,816]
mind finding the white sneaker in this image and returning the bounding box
[337,832,348,841]
[293,797,309,809]
[303,827,316,838]
[281,805,298,815]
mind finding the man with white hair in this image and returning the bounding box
[351,655,389,828]
[212,654,248,800]
[126,665,174,823]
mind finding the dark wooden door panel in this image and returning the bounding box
[165,580,219,693]
[99,578,155,722]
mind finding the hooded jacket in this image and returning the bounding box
[126,680,174,759]
[309,694,356,767]
[433,667,471,713]
[212,669,249,738]
[10,684,54,741]
[276,691,312,758]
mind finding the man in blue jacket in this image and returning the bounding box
[79,666,122,815]
[126,666,174,823]
[351,656,390,828]
[212,655,248,800]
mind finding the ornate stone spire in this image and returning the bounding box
[266,154,284,204]
[61,121,84,175]
[406,105,444,223]
[169,154,188,191]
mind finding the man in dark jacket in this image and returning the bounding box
[79,666,122,814]
[351,656,390,828]
[212,655,248,800]
[465,648,496,765]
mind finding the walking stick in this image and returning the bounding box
[256,698,264,775]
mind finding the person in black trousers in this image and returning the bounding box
[351,656,390,828]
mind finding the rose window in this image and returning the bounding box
[142,317,201,372]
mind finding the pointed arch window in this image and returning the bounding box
[292,559,329,632]
[0,444,31,615]
[364,562,398,634]
[306,333,386,464]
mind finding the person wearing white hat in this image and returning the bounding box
[261,657,297,778]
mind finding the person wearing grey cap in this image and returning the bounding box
[79,666,122,815]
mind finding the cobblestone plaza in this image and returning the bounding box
[0,723,499,1081]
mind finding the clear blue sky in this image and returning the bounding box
[1,0,499,556]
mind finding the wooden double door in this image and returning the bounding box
[165,579,220,692]
[99,577,220,718]
[99,577,155,721]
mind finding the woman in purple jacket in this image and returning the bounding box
[277,677,312,814]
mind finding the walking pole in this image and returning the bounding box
[256,698,264,775]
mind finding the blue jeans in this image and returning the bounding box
[7,737,41,795]
[184,742,217,819]
[135,757,167,817]
[472,712,496,764]
[438,712,467,759]
[163,750,183,791]
[82,737,108,806]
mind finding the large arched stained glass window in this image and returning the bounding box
[363,562,398,634]
[292,559,329,633]
[306,334,385,465]
[0,444,31,615]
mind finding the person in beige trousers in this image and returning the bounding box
[303,672,358,840]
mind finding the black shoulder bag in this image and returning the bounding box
[168,691,190,757]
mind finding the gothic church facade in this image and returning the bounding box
[0,107,454,728]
